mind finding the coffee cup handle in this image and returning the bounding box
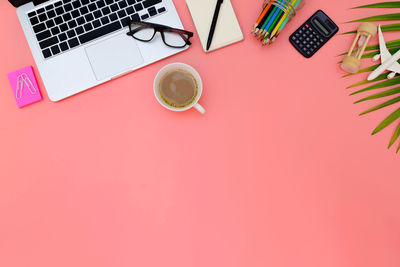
[194,103,205,114]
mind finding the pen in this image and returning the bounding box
[206,0,224,51]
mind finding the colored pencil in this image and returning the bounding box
[269,0,298,40]
[258,5,278,37]
[260,1,285,39]
[252,3,272,33]
[264,7,285,40]
[255,4,274,35]
[276,0,301,34]
[270,0,301,43]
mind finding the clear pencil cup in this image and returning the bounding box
[254,0,305,45]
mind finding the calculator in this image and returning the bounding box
[289,10,339,58]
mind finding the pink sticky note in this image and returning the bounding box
[7,66,42,108]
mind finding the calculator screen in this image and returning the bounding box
[313,18,329,35]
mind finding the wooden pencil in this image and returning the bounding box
[263,7,285,41]
[255,4,274,36]
[277,0,301,33]
[260,4,282,39]
[267,0,302,42]
[258,4,277,37]
[252,3,272,33]
[268,0,297,40]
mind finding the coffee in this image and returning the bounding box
[159,69,198,108]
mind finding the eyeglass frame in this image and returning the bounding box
[126,20,194,48]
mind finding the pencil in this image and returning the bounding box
[268,0,297,40]
[258,4,278,37]
[252,3,272,33]
[264,7,285,40]
[277,0,301,35]
[254,4,274,35]
[267,0,301,42]
[259,4,281,38]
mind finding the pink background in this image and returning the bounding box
[1,1,400,267]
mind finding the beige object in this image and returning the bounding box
[186,0,244,52]
[341,22,377,74]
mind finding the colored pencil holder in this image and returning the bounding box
[253,0,304,46]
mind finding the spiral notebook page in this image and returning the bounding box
[186,0,244,53]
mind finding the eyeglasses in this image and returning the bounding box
[126,20,194,48]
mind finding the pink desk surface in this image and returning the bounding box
[1,1,399,267]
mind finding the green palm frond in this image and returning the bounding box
[360,96,400,115]
[343,64,383,77]
[354,86,400,103]
[366,40,400,50]
[388,123,400,149]
[338,40,400,56]
[372,108,400,135]
[352,2,400,9]
[350,77,400,95]
[347,72,393,89]
[342,23,400,34]
[361,47,400,58]
[348,13,400,23]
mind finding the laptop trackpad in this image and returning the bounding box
[85,34,144,81]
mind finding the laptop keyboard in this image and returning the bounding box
[27,0,167,59]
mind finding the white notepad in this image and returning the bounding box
[186,0,244,52]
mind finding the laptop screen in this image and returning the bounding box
[9,0,48,7]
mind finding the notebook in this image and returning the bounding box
[186,0,244,52]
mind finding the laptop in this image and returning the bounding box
[10,0,189,101]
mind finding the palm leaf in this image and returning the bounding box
[388,122,400,149]
[372,108,400,135]
[343,64,380,77]
[352,2,400,9]
[342,23,400,34]
[354,86,400,103]
[348,13,400,23]
[362,47,400,58]
[338,41,400,56]
[360,96,400,115]
[350,76,400,95]
[366,40,400,50]
[347,72,393,89]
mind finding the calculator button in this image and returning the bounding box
[291,36,296,40]
[316,42,321,46]
[295,40,300,44]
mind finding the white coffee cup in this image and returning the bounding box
[154,63,205,114]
